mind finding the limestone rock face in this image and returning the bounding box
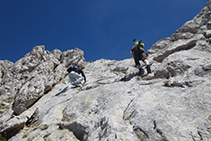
[0,46,86,116]
[172,0,211,41]
[0,1,211,141]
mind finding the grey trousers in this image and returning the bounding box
[68,71,84,85]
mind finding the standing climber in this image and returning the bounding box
[67,65,86,87]
[130,39,151,74]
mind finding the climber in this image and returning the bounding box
[67,65,86,88]
[130,39,151,74]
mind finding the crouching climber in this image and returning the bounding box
[130,39,151,74]
[67,65,86,88]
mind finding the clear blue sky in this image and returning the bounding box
[0,0,209,63]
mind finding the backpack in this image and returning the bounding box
[67,65,82,74]
[67,65,77,73]
[135,40,145,48]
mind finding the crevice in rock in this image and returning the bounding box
[58,122,88,141]
[133,126,149,141]
[0,122,25,140]
[43,133,51,139]
[53,64,59,71]
[156,129,169,141]
[44,86,53,94]
[115,133,117,139]
[0,72,4,79]
[97,117,110,140]
[123,99,134,120]
[94,117,112,141]
[197,131,203,141]
[189,132,196,141]
[125,109,137,121]
[25,108,38,127]
[153,120,157,129]
[153,120,169,141]
[99,117,109,130]
[93,117,111,140]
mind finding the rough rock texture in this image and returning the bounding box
[0,46,86,116]
[0,1,211,141]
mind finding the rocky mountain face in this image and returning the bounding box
[1,1,211,141]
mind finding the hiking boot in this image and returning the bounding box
[146,65,151,74]
[139,67,144,75]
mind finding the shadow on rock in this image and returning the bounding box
[55,86,69,96]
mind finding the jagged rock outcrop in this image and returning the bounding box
[0,1,211,141]
[0,46,86,116]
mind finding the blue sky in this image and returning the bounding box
[0,0,209,63]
